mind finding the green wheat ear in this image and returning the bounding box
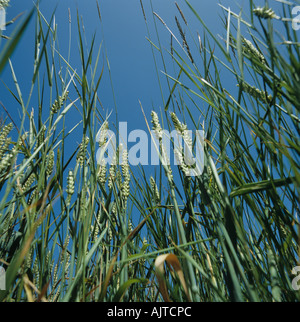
[0,0,10,9]
[66,169,75,207]
[51,91,69,114]
[151,110,163,140]
[97,161,107,185]
[121,148,130,204]
[0,0,299,303]
[242,38,266,64]
[253,6,279,19]
[46,149,55,176]
[0,152,13,173]
[150,176,160,204]
[67,170,75,194]
[238,82,272,103]
[76,135,89,166]
[0,123,13,161]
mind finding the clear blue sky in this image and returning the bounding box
[0,0,234,256]
[0,0,287,167]
[1,0,286,130]
[0,0,230,176]
[1,0,287,177]
[1,0,226,128]
[0,0,291,240]
[2,0,288,196]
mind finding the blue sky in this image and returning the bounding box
[0,0,289,187]
[1,0,286,129]
[0,0,225,127]
[1,0,297,278]
[1,0,242,233]
[1,0,290,198]
[0,0,290,170]
[0,0,231,180]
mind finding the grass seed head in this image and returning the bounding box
[108,158,117,189]
[0,0,10,8]
[66,170,75,196]
[51,91,69,114]
[170,112,187,134]
[98,161,107,185]
[174,148,190,177]
[46,149,55,176]
[98,120,109,147]
[22,172,36,193]
[0,123,13,161]
[0,152,13,173]
[253,6,279,19]
[76,135,89,166]
[150,176,160,203]
[242,38,266,64]
[239,82,272,103]
[121,149,130,202]
[151,111,163,140]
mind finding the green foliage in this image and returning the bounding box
[0,0,299,302]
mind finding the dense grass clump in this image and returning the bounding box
[0,0,299,302]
